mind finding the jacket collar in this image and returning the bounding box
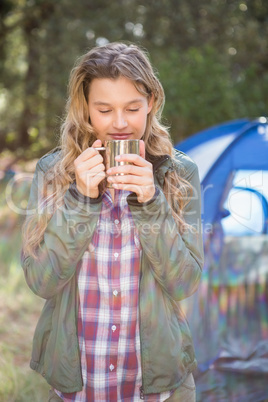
[146,153,171,171]
[146,152,173,187]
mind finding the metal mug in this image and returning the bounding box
[95,139,140,187]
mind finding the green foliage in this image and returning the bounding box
[235,63,268,117]
[0,167,30,275]
[156,45,237,142]
[0,0,268,156]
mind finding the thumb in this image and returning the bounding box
[139,140,146,159]
[92,139,102,148]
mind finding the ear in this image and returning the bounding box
[147,94,154,114]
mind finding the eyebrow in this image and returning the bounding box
[93,98,144,106]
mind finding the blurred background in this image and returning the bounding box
[0,0,268,401]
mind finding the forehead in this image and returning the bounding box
[88,76,147,103]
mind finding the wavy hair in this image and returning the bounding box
[22,42,192,258]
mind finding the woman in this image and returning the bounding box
[22,42,204,401]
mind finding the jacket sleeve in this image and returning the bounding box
[21,159,102,299]
[127,160,204,301]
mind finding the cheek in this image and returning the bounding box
[89,111,105,130]
[132,111,147,128]
[139,112,149,130]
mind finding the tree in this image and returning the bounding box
[0,0,267,157]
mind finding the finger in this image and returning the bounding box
[75,147,99,163]
[139,140,145,159]
[107,173,151,186]
[111,182,155,203]
[85,170,106,185]
[107,164,150,177]
[76,154,104,172]
[80,162,105,178]
[80,174,106,192]
[113,153,149,166]
[75,140,103,163]
[79,169,106,188]
[76,163,105,187]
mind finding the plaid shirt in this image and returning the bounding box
[56,190,173,401]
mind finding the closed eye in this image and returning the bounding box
[128,108,140,112]
[99,110,111,114]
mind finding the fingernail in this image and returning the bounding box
[107,169,111,174]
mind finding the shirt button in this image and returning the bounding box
[113,290,118,296]
[109,364,115,371]
[114,252,119,258]
[111,325,116,332]
[114,219,120,225]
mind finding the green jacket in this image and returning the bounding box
[21,148,204,395]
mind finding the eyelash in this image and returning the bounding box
[99,108,140,114]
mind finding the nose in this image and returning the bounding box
[113,111,128,130]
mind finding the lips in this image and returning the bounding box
[108,133,132,140]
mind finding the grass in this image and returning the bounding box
[0,163,50,401]
[0,262,50,402]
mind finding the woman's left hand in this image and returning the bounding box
[106,140,155,203]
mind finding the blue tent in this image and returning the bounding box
[177,117,268,234]
[175,118,268,401]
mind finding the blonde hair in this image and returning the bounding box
[22,42,192,258]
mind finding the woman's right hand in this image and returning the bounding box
[74,139,105,198]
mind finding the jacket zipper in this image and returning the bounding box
[140,386,145,399]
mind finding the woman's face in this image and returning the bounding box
[88,76,153,143]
